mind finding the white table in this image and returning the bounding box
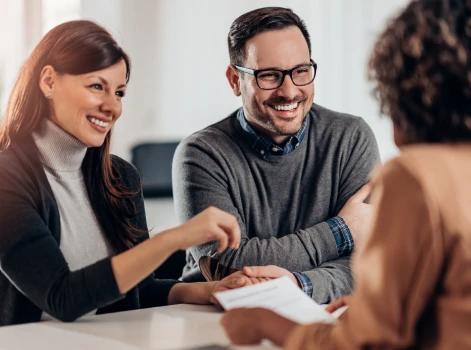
[0,304,278,350]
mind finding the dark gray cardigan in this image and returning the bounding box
[0,137,179,326]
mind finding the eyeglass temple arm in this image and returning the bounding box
[234,65,255,75]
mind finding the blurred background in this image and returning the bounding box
[0,0,408,234]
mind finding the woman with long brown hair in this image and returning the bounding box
[221,0,471,348]
[0,20,246,326]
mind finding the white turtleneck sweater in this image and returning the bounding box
[32,119,114,320]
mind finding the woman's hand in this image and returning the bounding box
[221,308,298,346]
[221,308,266,345]
[112,207,240,295]
[165,207,241,253]
[325,294,352,313]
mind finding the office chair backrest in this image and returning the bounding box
[130,141,186,279]
[131,142,180,198]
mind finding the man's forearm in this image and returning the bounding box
[193,221,340,274]
[301,256,353,304]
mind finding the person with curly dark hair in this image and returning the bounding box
[221,0,471,348]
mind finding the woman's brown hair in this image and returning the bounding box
[369,0,471,143]
[0,20,143,252]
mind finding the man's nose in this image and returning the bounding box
[275,74,298,99]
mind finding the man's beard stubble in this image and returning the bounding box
[243,93,313,137]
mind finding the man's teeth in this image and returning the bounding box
[88,117,109,127]
[274,102,298,111]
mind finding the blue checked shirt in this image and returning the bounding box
[238,109,354,297]
[237,109,306,157]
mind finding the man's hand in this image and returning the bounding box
[242,265,300,287]
[209,271,270,305]
[338,184,373,245]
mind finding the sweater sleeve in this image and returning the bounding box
[0,164,124,322]
[172,136,339,274]
[300,256,352,304]
[284,158,443,349]
[334,118,381,214]
[292,118,379,302]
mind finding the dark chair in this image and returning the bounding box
[131,142,179,198]
[131,142,186,280]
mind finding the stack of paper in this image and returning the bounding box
[214,276,336,324]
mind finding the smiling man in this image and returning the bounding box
[173,7,380,303]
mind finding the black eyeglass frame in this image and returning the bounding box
[234,59,317,90]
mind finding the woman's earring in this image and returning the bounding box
[45,92,51,98]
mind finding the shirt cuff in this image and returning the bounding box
[292,272,313,298]
[327,216,354,256]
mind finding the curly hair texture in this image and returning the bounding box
[369,0,471,143]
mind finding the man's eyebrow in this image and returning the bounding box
[257,62,312,70]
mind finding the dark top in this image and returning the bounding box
[0,138,179,326]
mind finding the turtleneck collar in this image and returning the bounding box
[32,118,88,179]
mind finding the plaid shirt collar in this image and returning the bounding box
[237,108,307,158]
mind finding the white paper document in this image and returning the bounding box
[214,276,336,324]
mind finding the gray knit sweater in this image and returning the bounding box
[173,103,380,303]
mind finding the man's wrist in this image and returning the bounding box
[327,216,354,256]
[292,272,313,298]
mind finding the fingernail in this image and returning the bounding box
[236,278,244,285]
[245,267,252,273]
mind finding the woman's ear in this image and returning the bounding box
[393,122,410,147]
[39,65,57,98]
[226,65,241,96]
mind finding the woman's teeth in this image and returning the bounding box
[88,117,109,127]
[274,102,298,111]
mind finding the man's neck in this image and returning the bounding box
[245,118,290,146]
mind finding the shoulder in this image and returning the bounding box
[369,155,430,224]
[0,149,19,184]
[310,103,374,137]
[378,155,421,186]
[311,103,362,125]
[0,148,18,169]
[0,145,37,185]
[175,110,240,159]
[308,104,378,159]
[111,155,141,187]
[375,145,451,206]
[386,144,467,185]
[0,145,46,210]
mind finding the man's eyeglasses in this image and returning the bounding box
[234,59,317,90]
